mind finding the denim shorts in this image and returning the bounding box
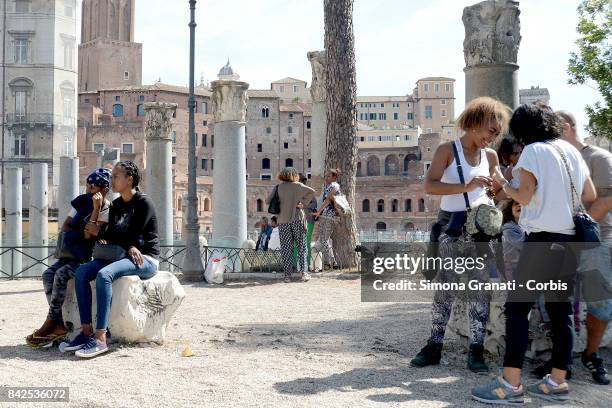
[580,242,612,322]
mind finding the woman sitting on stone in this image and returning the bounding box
[26,168,112,348]
[64,161,160,358]
[268,167,315,283]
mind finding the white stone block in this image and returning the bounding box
[62,271,185,344]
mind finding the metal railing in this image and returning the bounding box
[0,244,357,279]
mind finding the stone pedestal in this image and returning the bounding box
[62,271,186,344]
[307,50,327,192]
[144,102,177,270]
[211,79,249,249]
[58,157,79,224]
[29,163,49,277]
[5,167,22,277]
[465,63,519,109]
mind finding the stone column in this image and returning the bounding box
[5,167,22,277]
[307,50,327,190]
[58,157,79,224]
[462,0,521,109]
[211,79,249,248]
[144,102,177,270]
[29,163,49,277]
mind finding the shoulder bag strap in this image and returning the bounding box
[547,141,584,214]
[451,140,471,211]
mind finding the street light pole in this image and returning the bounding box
[182,0,205,280]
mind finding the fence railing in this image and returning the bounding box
[0,244,358,279]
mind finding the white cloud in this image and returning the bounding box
[132,0,600,134]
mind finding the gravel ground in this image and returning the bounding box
[0,274,610,408]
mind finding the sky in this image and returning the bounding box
[126,0,601,134]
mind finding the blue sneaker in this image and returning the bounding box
[526,374,569,403]
[471,376,525,405]
[58,332,93,353]
[74,337,109,358]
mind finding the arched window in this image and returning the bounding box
[392,199,398,212]
[404,199,412,212]
[262,158,270,169]
[385,155,399,176]
[419,198,425,212]
[356,162,362,177]
[261,107,269,118]
[367,156,380,176]
[285,158,293,167]
[404,222,415,231]
[204,198,210,211]
[112,104,124,117]
[362,199,370,212]
[137,104,145,117]
[256,199,263,212]
[376,222,387,231]
[377,199,385,213]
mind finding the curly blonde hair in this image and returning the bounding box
[278,167,300,182]
[457,96,511,135]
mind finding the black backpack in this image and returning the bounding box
[268,185,281,215]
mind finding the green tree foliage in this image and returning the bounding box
[568,0,611,139]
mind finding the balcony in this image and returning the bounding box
[3,113,76,129]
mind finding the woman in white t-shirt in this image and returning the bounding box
[473,104,597,404]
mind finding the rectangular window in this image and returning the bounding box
[172,156,176,165]
[441,109,447,117]
[308,159,311,168]
[378,113,386,120]
[257,143,262,152]
[202,134,207,146]
[211,135,214,147]
[289,113,294,119]
[393,112,398,120]
[367,136,377,142]
[172,131,177,144]
[15,0,29,12]
[293,85,298,93]
[423,83,429,92]
[63,96,73,120]
[15,39,27,64]
[15,91,26,120]
[203,120,207,126]
[122,143,134,154]
[380,103,384,108]
[202,102,208,114]
[445,83,450,92]
[279,86,284,92]
[64,44,74,69]
[407,112,414,120]
[201,158,207,170]
[435,83,439,92]
[369,113,376,120]
[14,133,26,157]
[139,95,145,102]
[441,99,446,105]
[115,96,120,102]
[425,106,433,119]
[124,71,129,80]
[284,142,289,149]
[266,127,271,134]
[287,126,293,134]
[93,143,104,153]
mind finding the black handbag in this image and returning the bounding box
[93,243,127,261]
[548,142,601,248]
[268,185,281,215]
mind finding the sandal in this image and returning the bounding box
[26,332,65,349]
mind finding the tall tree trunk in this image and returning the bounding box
[323,0,359,268]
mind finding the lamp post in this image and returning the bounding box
[182,0,205,280]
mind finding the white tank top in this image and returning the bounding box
[440,140,493,212]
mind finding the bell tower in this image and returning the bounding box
[79,0,142,92]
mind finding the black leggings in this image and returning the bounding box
[503,231,577,371]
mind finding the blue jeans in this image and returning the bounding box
[74,258,157,331]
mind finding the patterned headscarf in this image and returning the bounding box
[86,168,112,188]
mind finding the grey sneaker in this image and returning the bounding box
[74,337,109,359]
[471,376,525,405]
[526,374,569,403]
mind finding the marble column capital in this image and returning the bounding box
[211,80,249,123]
[144,102,178,142]
[307,50,327,103]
